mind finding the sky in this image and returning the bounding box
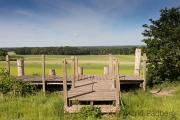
[0,0,180,47]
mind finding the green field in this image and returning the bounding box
[0,55,137,76]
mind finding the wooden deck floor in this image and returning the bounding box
[17,74,143,113]
[67,79,117,113]
[18,74,144,84]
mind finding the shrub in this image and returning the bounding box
[0,68,37,97]
[78,106,101,119]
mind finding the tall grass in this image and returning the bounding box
[0,86,180,120]
[0,92,64,120]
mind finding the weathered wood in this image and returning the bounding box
[17,59,24,76]
[6,55,10,74]
[49,68,56,75]
[115,59,120,110]
[75,56,79,81]
[62,59,68,108]
[109,54,114,80]
[104,67,109,75]
[78,67,83,75]
[71,56,75,89]
[134,48,141,75]
[143,53,147,91]
[42,55,45,92]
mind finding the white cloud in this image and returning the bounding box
[72,34,79,37]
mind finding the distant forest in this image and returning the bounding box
[4,46,146,55]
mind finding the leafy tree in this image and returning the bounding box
[0,49,7,56]
[142,6,180,86]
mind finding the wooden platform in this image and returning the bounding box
[66,79,116,113]
[18,74,144,85]
[17,74,144,113]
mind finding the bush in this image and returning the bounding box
[0,68,37,97]
[78,106,101,119]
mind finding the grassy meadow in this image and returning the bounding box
[0,54,136,76]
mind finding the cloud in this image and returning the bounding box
[72,34,79,37]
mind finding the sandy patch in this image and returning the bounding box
[150,89,176,96]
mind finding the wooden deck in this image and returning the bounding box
[66,79,116,113]
[18,74,144,85]
[17,74,144,113]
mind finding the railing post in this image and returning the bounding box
[143,53,147,91]
[116,58,120,110]
[75,56,79,81]
[17,59,24,76]
[6,55,10,74]
[78,67,83,75]
[49,68,56,75]
[62,59,68,108]
[109,54,114,80]
[42,54,45,93]
[134,48,141,76]
[104,67,109,75]
[71,56,75,89]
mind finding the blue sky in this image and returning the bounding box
[0,0,180,47]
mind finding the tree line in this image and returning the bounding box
[13,46,143,55]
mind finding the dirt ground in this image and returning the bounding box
[150,89,176,96]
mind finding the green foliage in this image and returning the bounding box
[142,6,180,86]
[78,106,101,119]
[14,46,138,55]
[0,49,7,57]
[0,68,37,97]
[71,99,80,105]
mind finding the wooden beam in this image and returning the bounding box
[134,48,141,76]
[75,56,79,81]
[71,56,75,89]
[17,59,24,76]
[104,67,109,75]
[143,53,147,91]
[109,54,114,80]
[62,59,68,108]
[78,67,83,75]
[116,58,120,110]
[42,54,45,93]
[49,68,56,75]
[6,55,10,74]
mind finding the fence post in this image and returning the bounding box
[49,68,56,75]
[75,56,79,81]
[116,58,120,110]
[109,54,114,80]
[71,56,75,89]
[62,59,68,108]
[134,48,141,76]
[143,53,147,91]
[42,55,45,93]
[104,67,109,75]
[78,67,83,75]
[6,55,10,74]
[17,59,24,76]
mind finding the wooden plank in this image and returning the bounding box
[71,56,75,89]
[134,48,141,75]
[62,59,68,108]
[75,56,79,81]
[116,59,120,110]
[42,55,45,92]
[143,53,147,91]
[6,55,10,74]
[17,59,24,76]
